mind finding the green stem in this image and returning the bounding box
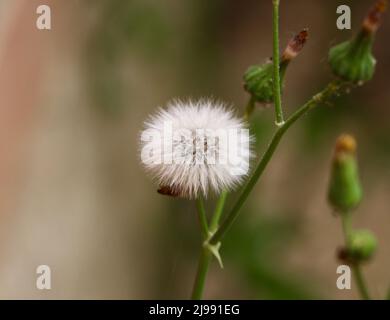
[191,191,228,300]
[352,265,370,300]
[196,197,208,240]
[191,247,212,300]
[341,212,353,245]
[341,213,371,300]
[210,190,228,232]
[272,0,284,126]
[244,97,256,121]
[210,80,346,245]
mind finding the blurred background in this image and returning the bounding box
[0,0,389,299]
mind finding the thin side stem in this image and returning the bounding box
[210,80,345,245]
[196,197,208,240]
[210,190,228,232]
[272,0,284,126]
[341,212,353,245]
[244,97,256,121]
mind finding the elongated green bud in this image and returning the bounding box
[348,230,377,262]
[328,0,387,83]
[244,29,308,104]
[328,134,363,213]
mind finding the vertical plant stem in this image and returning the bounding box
[352,265,370,300]
[191,247,212,300]
[341,213,371,300]
[196,197,208,240]
[341,213,353,245]
[191,191,228,300]
[272,0,284,126]
[192,197,210,300]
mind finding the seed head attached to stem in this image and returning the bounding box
[140,99,254,200]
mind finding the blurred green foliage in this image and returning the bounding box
[223,209,319,299]
[148,195,319,299]
[84,0,172,115]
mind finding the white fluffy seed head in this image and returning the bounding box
[140,99,254,199]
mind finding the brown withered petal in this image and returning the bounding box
[282,28,309,61]
[157,185,182,197]
[334,134,357,155]
[363,0,388,33]
[337,247,352,265]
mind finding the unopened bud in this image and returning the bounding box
[244,29,308,104]
[328,134,362,213]
[349,230,378,262]
[328,0,387,83]
[244,62,275,104]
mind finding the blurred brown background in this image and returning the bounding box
[0,0,389,299]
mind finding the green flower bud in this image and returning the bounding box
[243,62,282,104]
[328,34,376,83]
[349,230,377,262]
[328,135,363,213]
[244,29,308,104]
[328,0,387,83]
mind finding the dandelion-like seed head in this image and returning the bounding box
[140,99,254,199]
